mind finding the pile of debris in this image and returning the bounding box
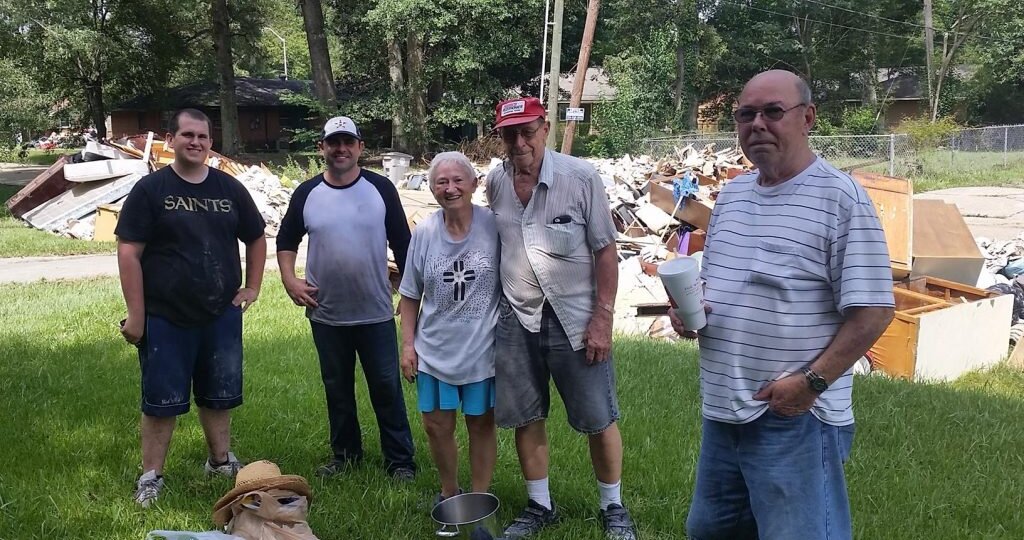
[592,144,752,339]
[5,133,294,240]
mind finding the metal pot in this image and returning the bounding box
[430,492,501,539]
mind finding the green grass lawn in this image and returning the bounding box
[0,184,116,258]
[2,277,1024,539]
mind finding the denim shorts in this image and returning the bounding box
[417,373,495,416]
[138,306,244,417]
[495,300,619,434]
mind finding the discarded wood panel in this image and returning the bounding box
[869,286,1012,381]
[635,302,671,317]
[5,156,72,218]
[853,171,913,279]
[898,275,998,303]
[912,199,985,286]
[23,174,141,232]
[64,159,151,183]
[1008,338,1024,370]
[648,180,713,231]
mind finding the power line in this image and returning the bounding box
[717,0,1015,46]
[796,0,1016,45]
[717,0,914,41]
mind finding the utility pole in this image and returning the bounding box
[545,0,564,148]
[924,0,935,118]
[561,0,600,154]
[539,0,551,103]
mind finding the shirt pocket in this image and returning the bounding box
[747,240,827,288]
[543,222,585,256]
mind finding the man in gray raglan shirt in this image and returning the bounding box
[671,70,896,540]
[276,116,416,480]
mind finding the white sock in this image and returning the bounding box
[598,479,622,510]
[526,478,552,510]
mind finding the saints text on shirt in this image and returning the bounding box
[163,196,234,213]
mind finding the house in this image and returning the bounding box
[110,78,352,152]
[554,67,617,123]
[847,67,975,128]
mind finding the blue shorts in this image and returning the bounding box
[416,373,495,416]
[138,306,244,417]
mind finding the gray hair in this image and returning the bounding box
[796,77,813,105]
[428,151,477,188]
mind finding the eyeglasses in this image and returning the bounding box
[499,124,542,142]
[733,103,807,124]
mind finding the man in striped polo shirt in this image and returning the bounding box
[671,70,896,539]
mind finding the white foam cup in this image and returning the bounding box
[657,256,707,331]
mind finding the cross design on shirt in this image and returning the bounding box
[442,260,476,301]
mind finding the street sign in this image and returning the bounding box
[566,107,585,122]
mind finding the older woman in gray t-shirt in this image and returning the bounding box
[398,151,500,503]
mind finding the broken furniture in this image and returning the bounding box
[869,277,1012,381]
[912,199,986,286]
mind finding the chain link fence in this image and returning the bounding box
[640,124,1024,179]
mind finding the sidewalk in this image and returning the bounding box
[0,239,306,285]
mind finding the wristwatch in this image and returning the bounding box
[802,367,829,393]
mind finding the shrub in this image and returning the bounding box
[841,106,880,135]
[900,116,961,151]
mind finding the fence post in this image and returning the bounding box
[1005,127,1010,167]
[888,134,895,176]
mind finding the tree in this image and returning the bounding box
[299,0,338,110]
[210,0,241,154]
[329,0,544,155]
[0,0,200,138]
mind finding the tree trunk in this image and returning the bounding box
[211,0,240,154]
[673,45,685,114]
[299,0,337,111]
[387,38,406,151]
[406,31,427,157]
[85,79,107,139]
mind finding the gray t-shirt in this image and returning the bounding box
[399,206,499,385]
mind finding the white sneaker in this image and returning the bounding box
[204,451,244,477]
[133,470,164,508]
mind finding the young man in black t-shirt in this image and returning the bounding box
[115,108,267,507]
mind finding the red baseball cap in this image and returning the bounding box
[494,97,547,129]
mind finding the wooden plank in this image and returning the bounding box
[853,171,913,276]
[4,156,72,218]
[648,180,713,231]
[914,295,1012,380]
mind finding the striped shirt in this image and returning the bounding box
[697,157,894,426]
[486,149,617,350]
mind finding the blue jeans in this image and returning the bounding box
[686,411,855,540]
[309,319,416,472]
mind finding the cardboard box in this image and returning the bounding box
[869,282,1012,381]
[853,171,913,279]
[911,199,985,286]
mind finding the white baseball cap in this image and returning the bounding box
[321,116,362,141]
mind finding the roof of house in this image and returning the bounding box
[557,67,616,102]
[115,77,316,111]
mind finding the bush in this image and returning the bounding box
[0,145,26,163]
[841,106,880,135]
[900,116,961,151]
[276,155,324,187]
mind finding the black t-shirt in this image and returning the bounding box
[115,166,266,327]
